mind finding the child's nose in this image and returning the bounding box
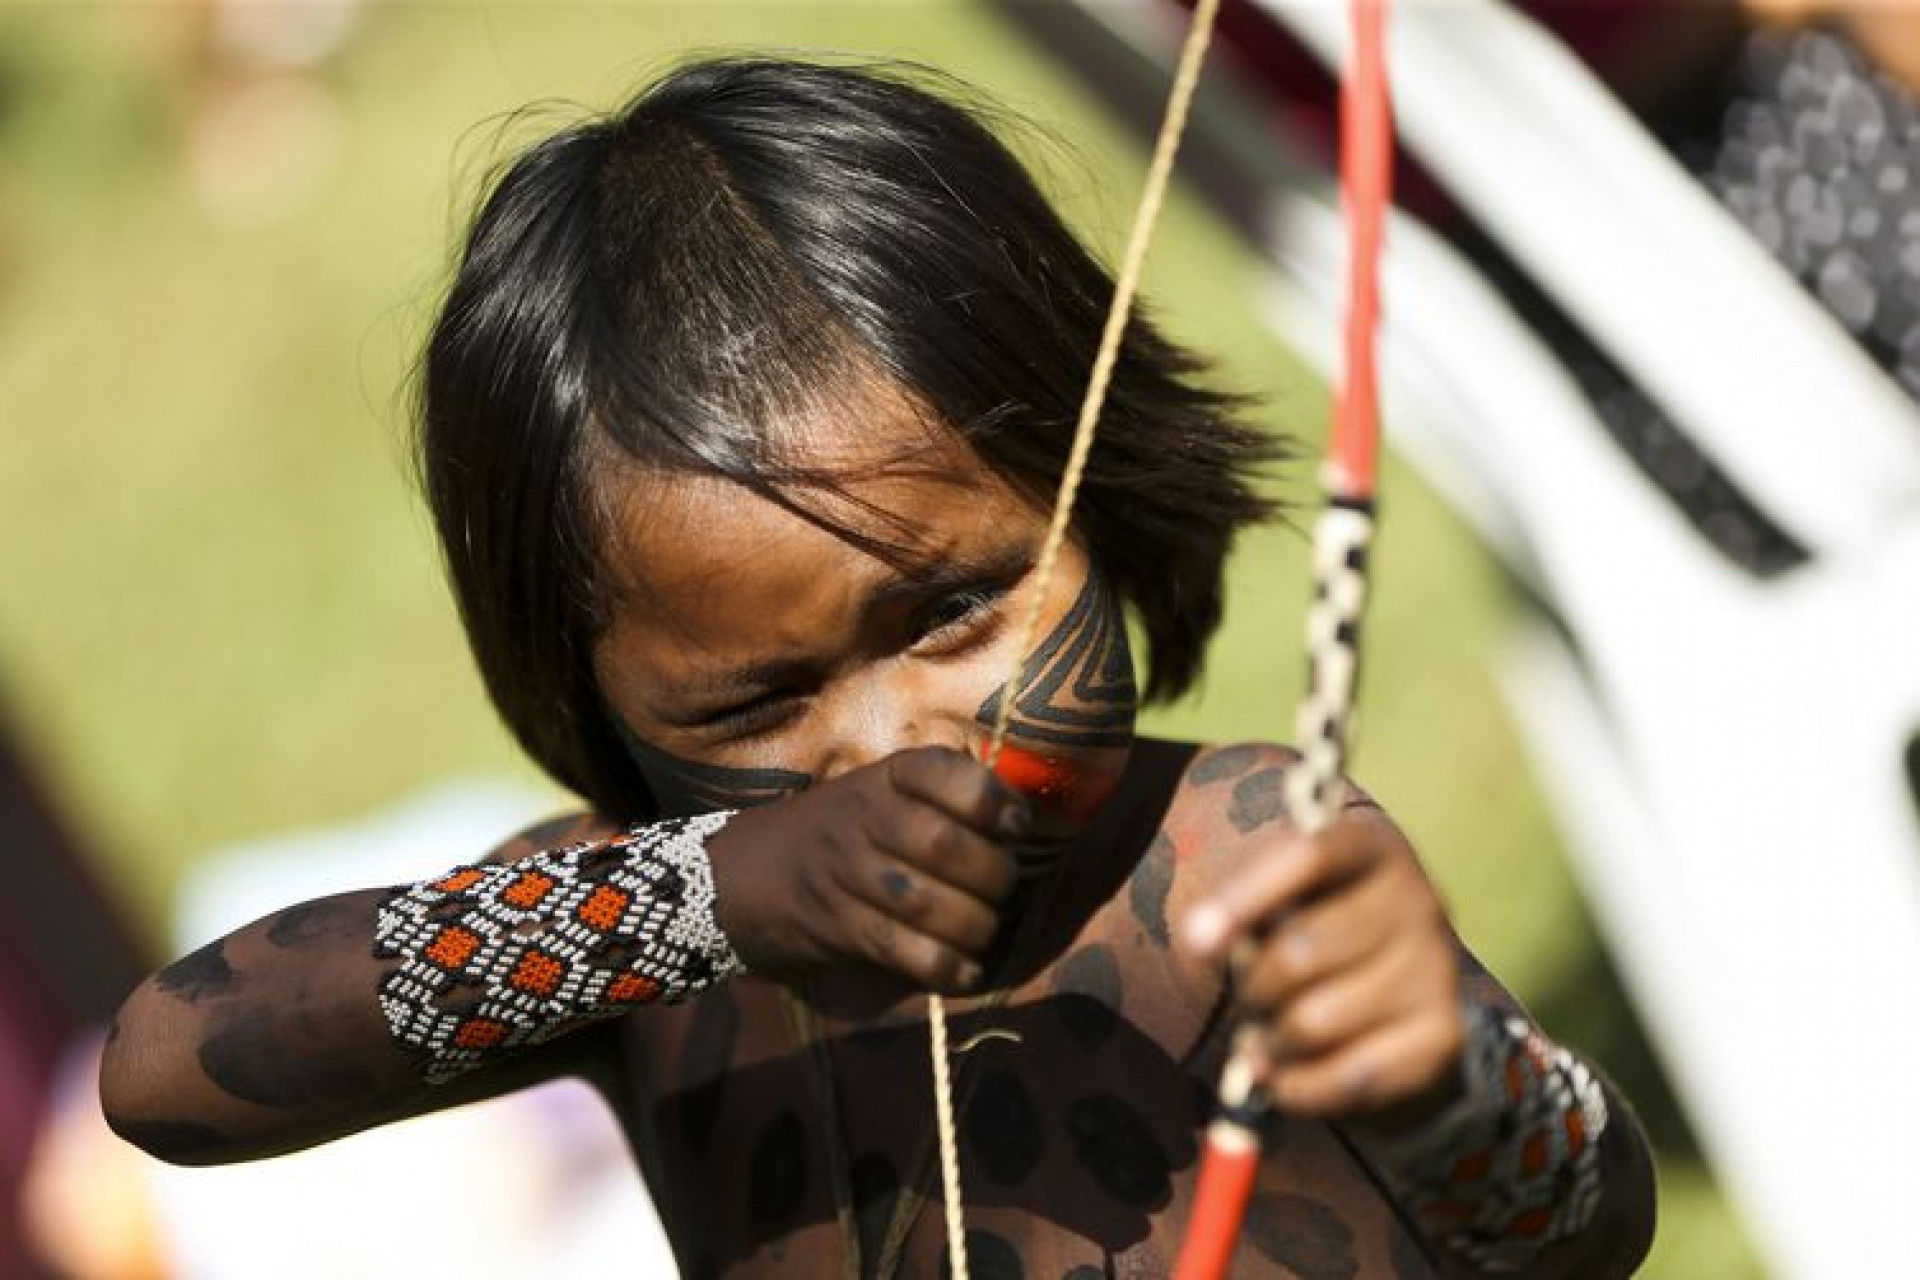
[812,685,976,781]
[818,711,937,780]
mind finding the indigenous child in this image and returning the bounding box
[101,58,1654,1278]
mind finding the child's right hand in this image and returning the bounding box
[707,746,1028,993]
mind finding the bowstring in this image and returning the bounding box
[927,2,1224,1276]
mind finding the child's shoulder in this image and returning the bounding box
[1124,736,1394,946]
[1101,737,1398,1066]
[1174,739,1302,819]
[1083,739,1305,1048]
[1146,738,1304,869]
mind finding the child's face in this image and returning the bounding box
[591,384,1138,841]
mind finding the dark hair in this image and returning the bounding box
[417,57,1283,819]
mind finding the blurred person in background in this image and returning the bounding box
[0,707,148,1279]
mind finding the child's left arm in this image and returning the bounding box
[1178,752,1655,1278]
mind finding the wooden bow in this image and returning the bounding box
[927,2,1393,1276]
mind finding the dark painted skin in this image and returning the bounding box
[100,385,1654,1277]
[609,739,1651,1278]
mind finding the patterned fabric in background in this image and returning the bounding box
[1711,26,1920,401]
[1501,21,1920,581]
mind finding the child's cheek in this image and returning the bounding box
[990,741,1129,829]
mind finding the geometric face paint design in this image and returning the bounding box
[975,571,1137,751]
[975,571,1138,876]
[613,717,814,818]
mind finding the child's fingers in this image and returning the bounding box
[1234,861,1423,1011]
[1182,819,1380,958]
[839,895,985,994]
[839,852,1001,959]
[1259,1008,1464,1117]
[886,746,1031,841]
[876,798,1019,904]
[1258,932,1429,1063]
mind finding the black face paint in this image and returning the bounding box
[614,718,812,818]
[976,573,1136,751]
[974,572,1139,914]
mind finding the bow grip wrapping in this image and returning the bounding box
[1174,496,1376,1280]
[1285,495,1377,831]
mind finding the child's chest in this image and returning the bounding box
[615,893,1442,1278]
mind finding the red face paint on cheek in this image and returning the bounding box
[989,742,1122,826]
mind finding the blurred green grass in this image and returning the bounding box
[0,3,1760,1275]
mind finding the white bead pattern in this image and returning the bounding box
[1367,1003,1610,1273]
[373,811,742,1082]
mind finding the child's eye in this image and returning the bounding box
[700,690,804,739]
[913,585,1008,649]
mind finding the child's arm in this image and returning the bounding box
[102,747,1026,1166]
[99,814,625,1166]
[1175,744,1655,1278]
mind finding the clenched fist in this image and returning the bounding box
[708,747,1031,994]
[1182,802,1466,1127]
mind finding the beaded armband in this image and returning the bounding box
[1367,1003,1609,1273]
[373,812,743,1082]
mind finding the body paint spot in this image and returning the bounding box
[156,939,237,1003]
[1052,945,1121,1050]
[881,869,914,902]
[851,1151,901,1268]
[671,991,737,1146]
[265,899,360,949]
[1128,836,1173,946]
[110,1119,232,1162]
[1190,744,1263,784]
[942,1229,1024,1280]
[1065,1095,1171,1209]
[1227,768,1287,833]
[1243,1193,1359,1280]
[746,1110,808,1240]
[198,1010,371,1108]
[966,1068,1045,1185]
